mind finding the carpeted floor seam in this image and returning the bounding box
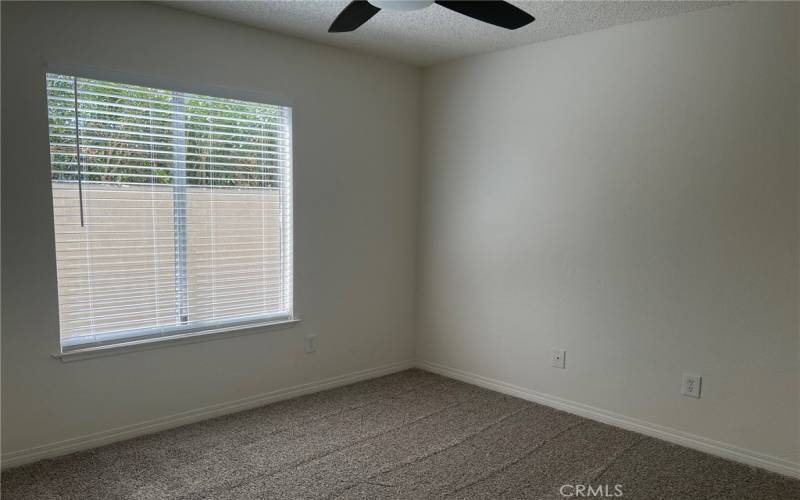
[444,421,589,497]
[32,377,444,498]
[191,391,489,499]
[188,375,451,447]
[135,376,456,491]
[326,407,530,499]
[586,435,647,483]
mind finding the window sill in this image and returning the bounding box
[52,318,301,363]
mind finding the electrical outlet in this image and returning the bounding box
[304,334,317,354]
[552,349,566,369]
[681,373,701,398]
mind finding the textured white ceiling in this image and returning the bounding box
[166,1,726,66]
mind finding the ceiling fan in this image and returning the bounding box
[329,1,535,33]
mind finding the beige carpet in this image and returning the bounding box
[2,369,798,499]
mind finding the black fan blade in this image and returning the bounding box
[435,1,534,30]
[329,1,381,32]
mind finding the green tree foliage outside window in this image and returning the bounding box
[47,76,286,189]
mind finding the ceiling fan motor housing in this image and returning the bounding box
[369,1,434,11]
[331,1,535,33]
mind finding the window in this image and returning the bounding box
[46,73,293,351]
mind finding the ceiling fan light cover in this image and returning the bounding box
[369,1,434,11]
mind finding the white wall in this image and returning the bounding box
[418,2,800,466]
[1,1,419,459]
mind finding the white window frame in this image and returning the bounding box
[45,65,298,358]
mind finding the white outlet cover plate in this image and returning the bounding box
[681,373,702,398]
[304,334,317,353]
[552,349,566,369]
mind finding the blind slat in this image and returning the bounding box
[50,145,289,164]
[50,87,280,121]
[48,102,288,135]
[50,133,289,154]
[52,179,289,192]
[59,292,290,317]
[48,76,285,119]
[49,126,290,147]
[59,285,288,305]
[55,275,290,295]
[48,94,289,127]
[58,300,291,334]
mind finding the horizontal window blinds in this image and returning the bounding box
[46,73,293,350]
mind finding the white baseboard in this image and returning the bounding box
[5,358,798,480]
[0,359,415,470]
[416,360,800,479]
